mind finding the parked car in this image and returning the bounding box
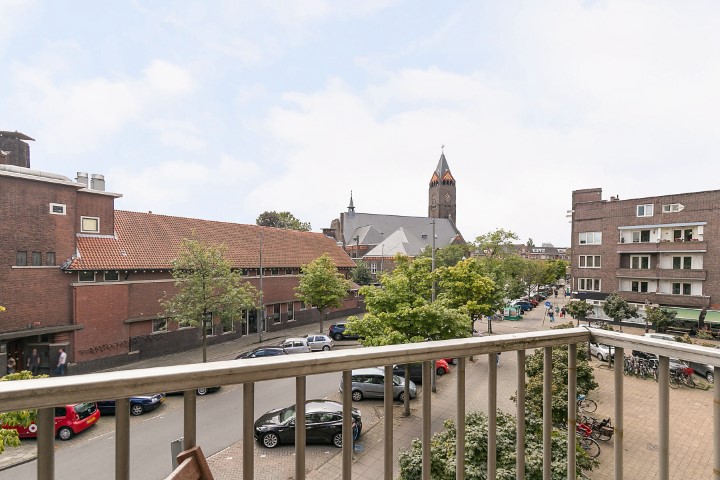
[521,297,539,306]
[392,360,451,383]
[444,357,458,365]
[3,402,100,441]
[328,323,360,341]
[340,367,417,402]
[512,301,533,312]
[167,386,221,396]
[590,343,614,362]
[305,334,334,351]
[687,360,714,383]
[97,393,166,416]
[280,337,312,354]
[254,399,362,449]
[235,347,288,359]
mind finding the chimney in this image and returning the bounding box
[76,172,89,187]
[91,174,105,191]
[0,131,34,168]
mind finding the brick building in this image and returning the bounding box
[0,137,358,374]
[570,187,720,316]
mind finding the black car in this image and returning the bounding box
[328,323,360,341]
[254,399,362,449]
[235,347,288,359]
[167,386,221,396]
[97,393,166,416]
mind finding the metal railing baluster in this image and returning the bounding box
[488,353,497,479]
[115,398,130,480]
[183,390,196,450]
[543,346,552,480]
[715,365,720,480]
[516,349,526,480]
[243,382,254,480]
[295,376,306,480]
[658,355,670,480]
[342,370,352,480]
[384,365,394,480]
[422,360,431,480]
[37,406,54,479]
[567,344,577,480]
[456,357,466,480]
[614,346,624,480]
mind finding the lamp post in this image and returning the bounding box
[258,231,264,343]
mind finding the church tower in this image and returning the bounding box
[428,150,456,222]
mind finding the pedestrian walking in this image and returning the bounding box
[27,348,40,376]
[560,306,566,318]
[554,290,558,299]
[548,309,555,322]
[6,357,16,374]
[56,348,67,376]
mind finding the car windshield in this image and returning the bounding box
[280,406,296,423]
[392,375,404,386]
[74,403,95,414]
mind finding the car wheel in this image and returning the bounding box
[197,388,208,396]
[436,367,445,376]
[596,353,604,361]
[130,404,145,416]
[262,432,280,448]
[397,391,405,402]
[707,371,715,384]
[332,432,343,448]
[351,390,363,402]
[322,345,331,351]
[57,426,73,441]
[333,333,343,341]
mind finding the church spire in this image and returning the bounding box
[428,148,456,222]
[347,191,355,215]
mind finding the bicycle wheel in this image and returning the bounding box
[591,425,613,442]
[579,436,601,458]
[579,398,597,413]
[669,375,679,389]
[684,376,696,388]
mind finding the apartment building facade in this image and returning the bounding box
[570,188,720,311]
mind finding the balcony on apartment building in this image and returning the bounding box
[619,290,711,308]
[2,328,720,480]
[618,222,707,254]
[617,239,707,254]
[616,267,708,281]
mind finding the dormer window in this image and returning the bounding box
[81,216,100,233]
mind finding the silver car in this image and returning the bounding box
[305,334,334,351]
[339,367,417,402]
[590,342,614,362]
[280,338,311,354]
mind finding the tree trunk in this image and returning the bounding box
[403,367,411,417]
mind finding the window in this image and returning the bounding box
[78,271,95,282]
[631,281,649,292]
[636,204,654,217]
[285,268,293,275]
[672,283,692,295]
[46,252,56,266]
[81,216,100,233]
[287,302,294,321]
[31,251,42,266]
[672,257,692,269]
[153,318,168,333]
[578,278,601,291]
[632,230,651,243]
[273,304,281,324]
[49,203,67,215]
[271,268,279,275]
[16,251,27,266]
[299,301,306,310]
[579,232,602,245]
[579,255,601,268]
[630,256,650,269]
[104,271,120,281]
[662,203,682,213]
[370,262,378,274]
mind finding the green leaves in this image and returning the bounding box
[255,211,311,231]
[295,253,351,313]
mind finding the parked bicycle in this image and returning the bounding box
[670,366,696,389]
[577,394,597,413]
[575,422,601,458]
[580,415,614,442]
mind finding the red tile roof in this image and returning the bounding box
[66,210,355,271]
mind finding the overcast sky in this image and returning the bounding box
[2,1,719,248]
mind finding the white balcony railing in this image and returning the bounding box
[1,327,720,480]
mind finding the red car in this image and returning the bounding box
[4,402,100,441]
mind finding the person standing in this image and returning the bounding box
[27,348,40,376]
[6,357,16,374]
[56,348,67,376]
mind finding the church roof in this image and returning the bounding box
[66,210,355,270]
[341,212,462,251]
[364,227,430,258]
[435,152,451,178]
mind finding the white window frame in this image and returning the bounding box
[152,318,168,333]
[671,282,692,295]
[49,203,66,215]
[287,302,294,321]
[662,203,681,213]
[80,216,100,233]
[78,271,95,282]
[578,255,601,268]
[578,232,602,245]
[104,271,120,281]
[631,281,649,293]
[632,230,651,243]
[578,278,601,291]
[672,256,692,270]
[630,255,651,269]
[370,262,378,274]
[636,204,654,217]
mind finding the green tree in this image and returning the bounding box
[602,292,638,332]
[349,260,373,286]
[646,306,678,333]
[565,300,595,326]
[473,228,519,259]
[1,370,48,454]
[398,410,597,480]
[416,243,472,268]
[546,260,569,284]
[160,238,259,362]
[295,253,352,333]
[256,211,311,231]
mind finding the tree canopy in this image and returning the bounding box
[436,257,501,322]
[473,228,519,259]
[602,292,639,329]
[295,253,351,332]
[256,211,311,231]
[160,238,259,361]
[565,300,595,325]
[416,243,472,268]
[1,370,48,454]
[646,306,678,333]
[349,260,373,286]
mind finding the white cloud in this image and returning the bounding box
[146,120,206,152]
[143,60,196,96]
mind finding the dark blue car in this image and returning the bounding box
[328,323,360,341]
[97,393,166,416]
[512,301,533,312]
